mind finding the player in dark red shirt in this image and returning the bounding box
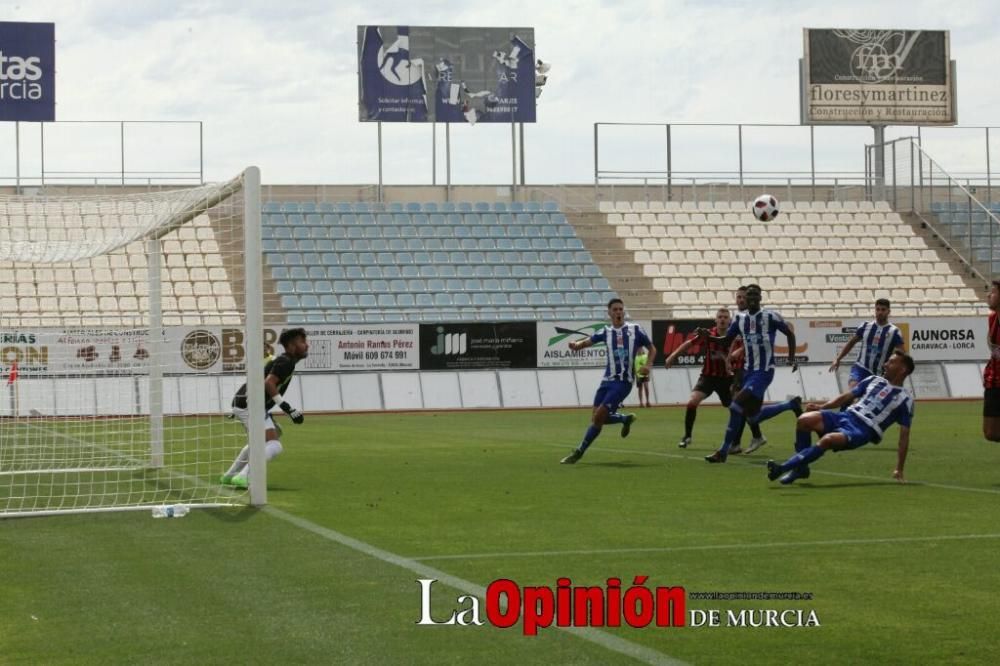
[983,281,1000,441]
[664,307,733,448]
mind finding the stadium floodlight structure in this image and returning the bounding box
[0,168,266,517]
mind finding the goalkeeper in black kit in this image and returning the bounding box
[221,328,309,488]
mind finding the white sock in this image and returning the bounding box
[231,440,283,481]
[225,445,249,477]
[265,439,283,461]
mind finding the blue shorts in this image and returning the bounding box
[593,380,632,412]
[820,410,879,449]
[740,369,775,400]
[849,365,873,385]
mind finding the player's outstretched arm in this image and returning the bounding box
[664,338,694,368]
[785,329,798,372]
[829,335,861,372]
[643,343,657,374]
[568,338,595,352]
[265,373,305,424]
[893,426,910,483]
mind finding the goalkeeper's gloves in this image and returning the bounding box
[280,402,304,424]
[274,394,304,424]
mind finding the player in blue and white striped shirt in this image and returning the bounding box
[696,284,799,463]
[769,350,915,485]
[828,298,905,387]
[560,298,656,464]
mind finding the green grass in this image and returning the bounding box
[2,402,999,665]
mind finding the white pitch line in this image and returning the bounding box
[411,532,1000,563]
[265,506,688,666]
[539,443,1000,495]
[18,423,686,665]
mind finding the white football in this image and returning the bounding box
[752,194,779,222]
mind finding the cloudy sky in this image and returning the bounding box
[2,1,998,186]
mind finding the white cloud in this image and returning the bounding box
[2,1,998,185]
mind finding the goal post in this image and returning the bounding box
[0,168,265,517]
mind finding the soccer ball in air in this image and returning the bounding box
[751,194,779,222]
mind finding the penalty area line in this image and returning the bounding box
[537,443,1000,496]
[411,532,1000,563]
[263,505,688,666]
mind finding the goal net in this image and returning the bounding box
[0,168,266,517]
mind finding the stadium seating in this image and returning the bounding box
[264,202,615,323]
[0,213,240,327]
[600,200,986,318]
[928,202,1000,275]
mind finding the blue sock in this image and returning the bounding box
[779,445,825,472]
[756,399,797,424]
[578,425,602,452]
[606,413,626,425]
[719,404,745,456]
[795,429,811,452]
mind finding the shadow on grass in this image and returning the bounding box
[584,460,660,468]
[772,481,899,490]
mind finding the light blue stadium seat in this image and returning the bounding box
[320,294,338,308]
[263,202,282,213]
[288,267,308,281]
[357,294,376,308]
[352,280,372,293]
[298,239,316,251]
[543,201,559,212]
[427,278,445,293]
[416,293,434,306]
[326,311,342,323]
[445,279,462,292]
[547,293,565,305]
[574,278,592,290]
[538,278,555,291]
[501,278,519,291]
[262,239,278,252]
[283,253,303,265]
[433,293,453,306]
[315,239,334,252]
[323,213,341,225]
[325,266,344,280]
[510,292,528,305]
[594,277,610,291]
[344,266,363,280]
[397,293,416,307]
[439,265,457,278]
[389,279,407,293]
[341,294,359,307]
[313,280,332,293]
[531,238,549,250]
[408,279,426,292]
[278,239,297,252]
[582,264,601,277]
[401,265,419,278]
[453,293,472,306]
[301,295,320,309]
[422,202,439,212]
[491,293,509,305]
[522,251,540,264]
[283,203,301,213]
[333,280,351,293]
[520,278,538,291]
[526,202,542,212]
[419,266,437,278]
[530,265,547,278]
[387,203,403,213]
[510,202,525,213]
[472,293,491,306]
[281,294,300,309]
[565,292,583,305]
[295,280,314,293]
[583,292,603,305]
[276,280,295,294]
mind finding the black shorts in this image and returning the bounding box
[984,388,1000,417]
[636,375,650,386]
[693,374,733,406]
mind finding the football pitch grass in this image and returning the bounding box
[2,402,999,665]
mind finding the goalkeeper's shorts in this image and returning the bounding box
[231,406,277,435]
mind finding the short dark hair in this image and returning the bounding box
[717,307,731,315]
[876,298,891,308]
[736,286,748,293]
[893,349,915,377]
[991,280,1000,291]
[279,327,307,348]
[607,298,624,309]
